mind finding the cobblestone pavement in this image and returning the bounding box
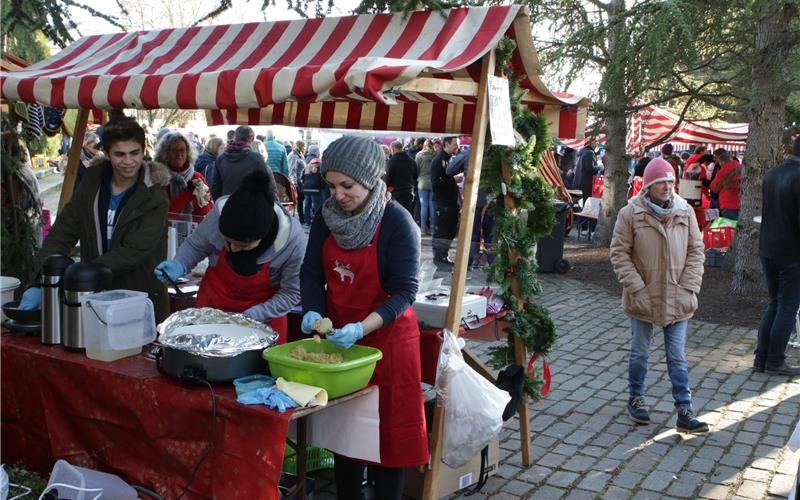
[311,241,800,499]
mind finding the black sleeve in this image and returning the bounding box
[300,209,329,316]
[375,203,421,324]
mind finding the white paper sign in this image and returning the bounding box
[487,75,515,147]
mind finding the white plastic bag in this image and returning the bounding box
[436,329,510,468]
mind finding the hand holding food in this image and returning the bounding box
[301,311,322,334]
[327,322,364,350]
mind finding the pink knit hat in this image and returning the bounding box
[642,158,676,191]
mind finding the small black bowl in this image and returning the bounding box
[2,301,41,324]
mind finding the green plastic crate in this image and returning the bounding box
[263,339,382,398]
[283,444,335,474]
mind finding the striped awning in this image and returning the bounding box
[0,5,587,137]
[559,104,747,154]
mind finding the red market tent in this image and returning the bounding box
[560,104,747,154]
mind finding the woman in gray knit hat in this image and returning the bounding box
[300,136,427,499]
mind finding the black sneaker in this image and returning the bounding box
[627,396,650,424]
[676,408,709,434]
[765,362,800,377]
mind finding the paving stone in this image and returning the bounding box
[551,443,579,456]
[536,452,567,468]
[495,464,522,479]
[768,473,795,497]
[778,456,800,475]
[603,486,633,500]
[752,457,777,470]
[696,446,725,461]
[546,471,580,489]
[710,466,740,485]
[666,471,704,498]
[576,471,611,492]
[564,431,595,446]
[719,452,749,468]
[735,431,760,445]
[736,479,768,498]
[641,470,676,491]
[500,479,533,496]
[516,465,551,484]
[698,483,731,499]
[526,485,565,500]
[688,457,716,474]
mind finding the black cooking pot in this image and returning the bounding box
[154,345,269,382]
[2,301,41,324]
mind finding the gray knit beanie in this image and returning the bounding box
[321,136,384,189]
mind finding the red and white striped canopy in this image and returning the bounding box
[560,104,748,154]
[0,5,587,136]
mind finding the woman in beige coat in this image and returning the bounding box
[610,158,708,434]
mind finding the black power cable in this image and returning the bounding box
[176,373,217,500]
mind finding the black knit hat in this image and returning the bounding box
[321,136,384,189]
[219,170,276,242]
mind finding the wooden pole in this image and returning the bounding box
[500,158,532,467]
[58,109,90,212]
[421,48,494,500]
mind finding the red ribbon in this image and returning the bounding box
[527,354,552,398]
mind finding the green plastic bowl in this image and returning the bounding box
[263,339,383,399]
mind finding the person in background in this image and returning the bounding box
[288,140,307,224]
[194,136,225,186]
[447,147,493,270]
[754,136,800,376]
[682,145,708,179]
[74,132,101,192]
[264,129,290,176]
[212,125,277,199]
[18,117,171,320]
[300,136,427,499]
[408,137,425,159]
[430,136,460,265]
[153,132,213,218]
[709,149,741,220]
[251,137,269,162]
[665,155,682,190]
[302,158,325,225]
[573,137,598,203]
[156,170,305,343]
[660,143,674,158]
[610,158,708,434]
[385,141,418,214]
[415,139,435,235]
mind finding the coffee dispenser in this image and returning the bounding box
[40,254,74,345]
[61,262,112,351]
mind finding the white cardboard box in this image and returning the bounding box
[412,287,487,329]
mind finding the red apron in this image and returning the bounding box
[195,247,288,343]
[322,227,429,468]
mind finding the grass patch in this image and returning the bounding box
[6,463,48,498]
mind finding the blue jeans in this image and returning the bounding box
[629,318,692,410]
[304,192,323,222]
[419,189,434,229]
[756,257,800,368]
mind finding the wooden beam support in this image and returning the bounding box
[393,77,479,97]
[514,336,532,466]
[58,109,90,212]
[421,48,494,500]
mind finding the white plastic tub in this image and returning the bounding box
[0,276,21,321]
[44,459,138,499]
[80,290,156,362]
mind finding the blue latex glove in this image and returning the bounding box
[237,387,299,413]
[18,287,42,310]
[301,311,323,335]
[154,260,186,284]
[327,322,364,350]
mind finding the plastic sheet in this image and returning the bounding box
[436,329,510,468]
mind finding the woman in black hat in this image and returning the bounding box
[155,169,306,343]
[300,136,427,499]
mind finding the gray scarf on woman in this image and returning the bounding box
[643,194,678,227]
[169,164,194,198]
[322,180,389,249]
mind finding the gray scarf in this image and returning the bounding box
[169,164,194,199]
[643,194,678,227]
[322,181,389,249]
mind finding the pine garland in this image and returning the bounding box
[481,38,558,401]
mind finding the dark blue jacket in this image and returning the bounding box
[759,155,800,262]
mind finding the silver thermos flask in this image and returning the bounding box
[40,254,74,344]
[61,262,113,352]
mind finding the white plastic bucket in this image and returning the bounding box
[44,459,138,499]
[0,276,21,321]
[80,290,156,362]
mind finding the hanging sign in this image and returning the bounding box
[487,75,515,147]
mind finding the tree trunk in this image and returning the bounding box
[731,6,795,295]
[593,0,628,247]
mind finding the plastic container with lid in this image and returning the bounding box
[0,276,21,322]
[44,459,138,500]
[80,289,156,362]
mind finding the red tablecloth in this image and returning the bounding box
[1,334,289,499]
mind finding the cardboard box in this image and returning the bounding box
[403,436,499,499]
